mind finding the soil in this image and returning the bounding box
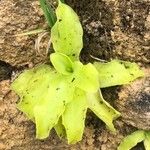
[0,0,150,150]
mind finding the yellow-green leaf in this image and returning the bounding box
[50,52,73,75]
[87,91,120,132]
[11,65,55,119]
[73,62,100,92]
[118,130,145,150]
[34,101,65,139]
[51,1,83,60]
[11,65,75,139]
[62,88,87,144]
[94,60,144,88]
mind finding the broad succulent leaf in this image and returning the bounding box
[73,62,100,92]
[51,52,100,93]
[50,52,73,75]
[118,130,145,150]
[94,60,144,88]
[87,91,120,132]
[62,88,87,144]
[11,65,55,119]
[51,1,83,60]
[34,101,64,139]
[11,65,75,139]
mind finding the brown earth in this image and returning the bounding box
[0,0,150,150]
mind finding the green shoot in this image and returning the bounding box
[39,0,56,28]
[118,130,150,150]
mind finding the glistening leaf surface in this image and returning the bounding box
[51,1,83,59]
[94,60,144,88]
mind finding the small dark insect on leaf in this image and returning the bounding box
[71,77,75,82]
[100,101,103,104]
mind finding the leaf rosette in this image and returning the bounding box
[11,52,121,144]
[11,0,144,144]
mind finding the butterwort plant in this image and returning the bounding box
[118,130,150,150]
[11,0,144,144]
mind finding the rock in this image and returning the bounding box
[116,68,150,130]
[0,0,50,67]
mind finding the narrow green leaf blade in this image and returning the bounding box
[39,0,56,28]
[50,53,73,75]
[94,60,144,88]
[14,28,46,37]
[62,89,87,144]
[51,1,83,59]
[144,131,150,150]
[118,130,145,150]
[87,91,120,132]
